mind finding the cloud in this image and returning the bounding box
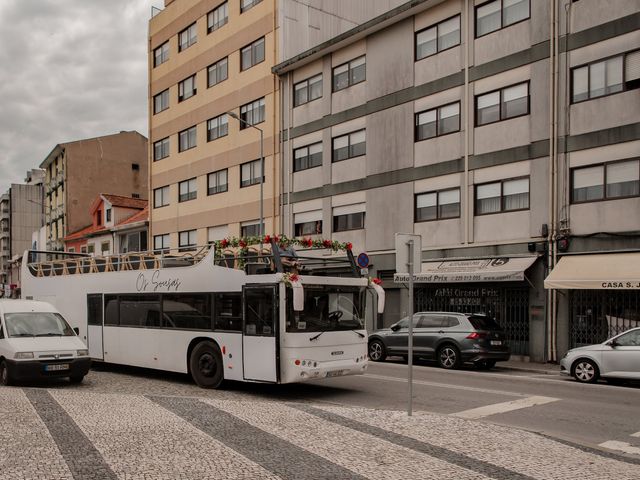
[0,0,153,193]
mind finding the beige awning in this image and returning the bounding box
[544,253,640,289]
[393,256,538,283]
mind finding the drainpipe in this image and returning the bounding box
[464,0,470,245]
[271,3,278,235]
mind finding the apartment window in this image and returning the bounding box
[332,130,366,162]
[294,210,323,236]
[178,22,197,51]
[132,193,140,199]
[571,159,640,203]
[153,89,169,114]
[241,221,260,237]
[241,0,262,13]
[239,98,265,128]
[207,2,228,33]
[294,74,322,107]
[208,169,228,195]
[415,102,460,141]
[240,160,263,187]
[179,230,197,251]
[101,242,110,254]
[105,208,112,222]
[154,234,170,253]
[333,204,365,232]
[178,74,197,102]
[87,244,95,254]
[207,114,228,141]
[333,56,366,92]
[476,82,529,126]
[476,177,529,215]
[571,50,640,103]
[153,41,169,67]
[240,37,265,71]
[179,178,197,202]
[153,137,170,161]
[207,57,228,87]
[132,163,140,171]
[416,15,460,60]
[154,186,170,208]
[178,126,197,152]
[293,142,322,172]
[208,225,229,244]
[415,189,461,222]
[476,0,530,38]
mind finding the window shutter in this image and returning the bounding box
[625,50,640,81]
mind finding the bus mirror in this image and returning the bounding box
[292,283,304,311]
[371,284,385,313]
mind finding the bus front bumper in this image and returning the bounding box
[284,357,368,383]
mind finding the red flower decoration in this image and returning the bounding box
[345,242,353,250]
[239,239,247,248]
[372,277,382,285]
[303,237,312,247]
[289,273,299,282]
[274,235,280,243]
[221,239,229,248]
[264,234,271,243]
[323,239,332,248]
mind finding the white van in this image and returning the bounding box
[0,299,91,385]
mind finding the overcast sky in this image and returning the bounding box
[0,0,159,194]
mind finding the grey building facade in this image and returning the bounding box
[275,0,640,362]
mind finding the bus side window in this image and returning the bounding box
[104,295,119,326]
[87,294,103,326]
[214,293,242,331]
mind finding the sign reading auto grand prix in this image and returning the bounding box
[394,257,536,283]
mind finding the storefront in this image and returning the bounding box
[545,252,640,349]
[398,256,539,356]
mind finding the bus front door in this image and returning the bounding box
[242,284,278,383]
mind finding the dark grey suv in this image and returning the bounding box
[368,312,510,369]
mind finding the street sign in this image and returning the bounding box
[395,233,421,274]
[357,252,369,268]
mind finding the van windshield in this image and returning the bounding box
[4,312,75,337]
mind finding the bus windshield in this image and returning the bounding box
[4,312,75,337]
[286,285,365,333]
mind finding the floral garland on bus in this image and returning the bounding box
[211,234,352,258]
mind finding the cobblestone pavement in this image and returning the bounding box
[0,370,638,480]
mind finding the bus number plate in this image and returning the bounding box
[326,370,344,377]
[45,364,69,372]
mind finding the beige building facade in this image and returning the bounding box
[147,0,407,252]
[39,131,148,251]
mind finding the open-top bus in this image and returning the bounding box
[20,238,384,388]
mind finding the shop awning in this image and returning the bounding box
[394,256,538,283]
[544,253,640,289]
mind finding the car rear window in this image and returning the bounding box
[468,315,502,331]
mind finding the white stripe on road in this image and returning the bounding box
[631,431,640,438]
[451,396,559,420]
[599,441,640,456]
[364,373,526,398]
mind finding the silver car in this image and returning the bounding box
[560,327,640,383]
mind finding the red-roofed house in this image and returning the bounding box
[64,194,148,255]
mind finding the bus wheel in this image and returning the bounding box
[190,341,224,389]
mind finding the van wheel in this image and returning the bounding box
[190,341,224,389]
[0,360,12,386]
[69,375,84,384]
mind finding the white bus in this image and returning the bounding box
[20,242,384,388]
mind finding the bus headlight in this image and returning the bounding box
[77,349,89,357]
[14,352,34,359]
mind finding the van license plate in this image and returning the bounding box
[326,370,344,377]
[45,364,69,372]
[490,340,502,346]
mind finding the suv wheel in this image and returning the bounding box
[368,340,387,362]
[437,345,461,369]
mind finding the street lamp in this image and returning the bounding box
[226,110,264,238]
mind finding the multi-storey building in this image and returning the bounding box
[274,0,640,361]
[0,169,45,295]
[39,131,148,251]
[147,0,406,253]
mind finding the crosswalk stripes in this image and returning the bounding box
[1,386,637,480]
[451,396,559,419]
